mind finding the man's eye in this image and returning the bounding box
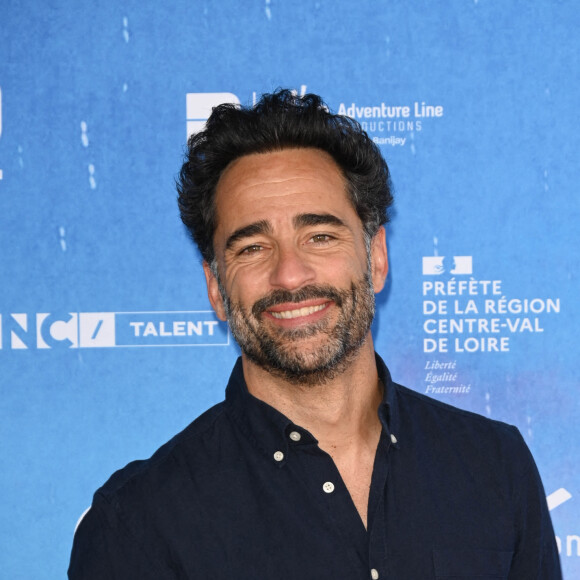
[310,234,332,243]
[240,244,262,254]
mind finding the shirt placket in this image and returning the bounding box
[287,425,370,577]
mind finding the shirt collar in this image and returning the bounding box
[375,352,400,449]
[224,353,400,462]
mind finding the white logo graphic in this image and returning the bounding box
[186,92,240,139]
[185,86,309,140]
[422,255,473,275]
[0,311,229,350]
[547,488,572,511]
[548,488,579,558]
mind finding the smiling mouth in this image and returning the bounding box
[269,303,328,320]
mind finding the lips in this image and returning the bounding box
[269,303,328,320]
[251,285,344,319]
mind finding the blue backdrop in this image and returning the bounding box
[1,1,578,577]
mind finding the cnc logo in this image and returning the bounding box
[0,311,229,350]
[422,255,473,275]
[186,86,309,139]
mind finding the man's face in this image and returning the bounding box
[204,148,388,384]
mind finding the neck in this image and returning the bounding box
[242,335,382,449]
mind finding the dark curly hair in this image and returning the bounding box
[177,89,393,265]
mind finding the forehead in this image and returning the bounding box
[213,148,354,228]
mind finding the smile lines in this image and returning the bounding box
[269,303,328,320]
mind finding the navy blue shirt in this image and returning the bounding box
[69,355,561,579]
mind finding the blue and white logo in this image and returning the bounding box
[0,311,229,350]
[423,255,473,275]
[186,92,240,139]
[185,86,309,139]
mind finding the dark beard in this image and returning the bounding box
[220,274,375,386]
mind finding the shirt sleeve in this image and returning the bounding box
[508,430,562,579]
[68,493,169,580]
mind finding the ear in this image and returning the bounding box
[203,261,228,321]
[370,226,389,293]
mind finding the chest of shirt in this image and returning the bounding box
[126,432,515,579]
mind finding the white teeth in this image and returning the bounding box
[270,303,327,319]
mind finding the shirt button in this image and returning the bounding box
[370,569,379,580]
[289,431,301,442]
[390,433,397,444]
[322,481,335,493]
[273,451,284,462]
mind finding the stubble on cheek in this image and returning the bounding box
[219,275,376,385]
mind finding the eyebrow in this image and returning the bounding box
[225,220,272,251]
[224,213,348,251]
[292,213,348,229]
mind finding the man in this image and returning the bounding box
[69,90,561,578]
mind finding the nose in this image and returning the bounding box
[269,245,316,291]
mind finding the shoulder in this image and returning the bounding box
[96,401,228,506]
[391,382,530,471]
[394,381,518,434]
[72,401,237,562]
